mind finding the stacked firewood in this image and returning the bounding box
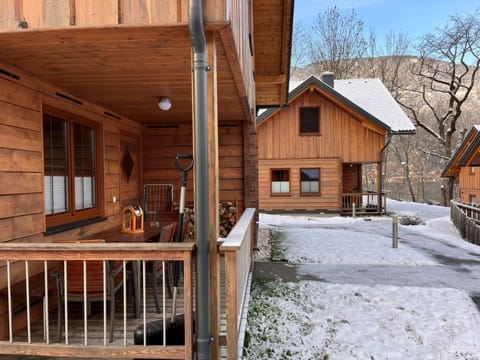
[175,201,237,240]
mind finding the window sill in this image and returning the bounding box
[45,216,107,236]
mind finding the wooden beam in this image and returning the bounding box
[206,32,220,360]
[255,74,287,84]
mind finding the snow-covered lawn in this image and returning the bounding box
[244,199,480,359]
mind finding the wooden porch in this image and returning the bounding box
[0,209,255,359]
[341,192,387,215]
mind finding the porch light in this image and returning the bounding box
[158,96,172,111]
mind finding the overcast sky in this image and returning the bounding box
[294,0,480,43]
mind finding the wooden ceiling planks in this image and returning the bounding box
[252,0,293,107]
[0,26,244,124]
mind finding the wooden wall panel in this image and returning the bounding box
[258,158,341,211]
[0,63,141,244]
[458,167,480,203]
[142,122,245,212]
[0,0,226,31]
[74,0,118,26]
[119,0,183,24]
[257,90,386,163]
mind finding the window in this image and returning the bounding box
[300,107,320,134]
[300,168,320,195]
[43,109,102,229]
[470,167,476,175]
[470,195,477,205]
[271,169,290,195]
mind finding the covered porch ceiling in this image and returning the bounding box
[0,25,245,125]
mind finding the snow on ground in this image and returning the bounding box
[244,199,480,359]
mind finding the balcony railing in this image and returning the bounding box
[341,192,386,214]
[0,242,194,359]
[0,208,256,359]
[219,207,255,359]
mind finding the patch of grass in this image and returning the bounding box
[269,229,287,261]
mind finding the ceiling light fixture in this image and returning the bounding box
[158,96,172,111]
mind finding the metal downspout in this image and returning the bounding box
[189,0,211,359]
[379,133,392,214]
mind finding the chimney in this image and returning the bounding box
[321,71,334,88]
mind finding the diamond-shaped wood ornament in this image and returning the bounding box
[121,147,134,183]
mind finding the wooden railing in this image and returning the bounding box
[450,200,480,245]
[219,208,255,360]
[341,192,387,214]
[0,242,194,359]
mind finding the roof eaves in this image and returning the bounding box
[441,126,480,177]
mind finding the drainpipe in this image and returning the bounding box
[189,0,211,359]
[379,133,392,214]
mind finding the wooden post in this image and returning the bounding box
[377,162,382,213]
[206,31,220,359]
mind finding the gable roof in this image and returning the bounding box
[257,75,416,135]
[442,126,480,178]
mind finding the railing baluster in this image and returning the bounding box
[7,260,12,343]
[103,260,107,346]
[44,260,49,344]
[123,260,127,346]
[64,260,69,345]
[25,261,31,343]
[162,261,166,347]
[83,260,88,346]
[142,260,147,346]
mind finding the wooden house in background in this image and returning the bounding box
[0,1,294,359]
[442,126,480,204]
[256,74,415,214]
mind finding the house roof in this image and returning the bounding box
[442,125,480,178]
[257,76,416,135]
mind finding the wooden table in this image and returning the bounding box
[85,222,176,318]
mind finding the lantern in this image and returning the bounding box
[121,205,144,233]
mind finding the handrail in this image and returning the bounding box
[0,242,195,359]
[219,207,255,360]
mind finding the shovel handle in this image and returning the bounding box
[175,154,194,173]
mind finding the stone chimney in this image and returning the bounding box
[320,71,334,88]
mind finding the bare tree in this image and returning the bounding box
[308,6,367,78]
[398,10,480,201]
[290,20,310,78]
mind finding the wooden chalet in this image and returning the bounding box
[443,126,480,245]
[0,1,294,359]
[442,126,480,204]
[256,74,415,214]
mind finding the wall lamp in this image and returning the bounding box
[158,96,172,111]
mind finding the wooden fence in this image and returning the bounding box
[450,200,480,245]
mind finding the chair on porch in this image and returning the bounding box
[54,239,124,343]
[145,222,176,313]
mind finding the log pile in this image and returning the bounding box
[175,201,237,240]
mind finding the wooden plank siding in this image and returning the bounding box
[257,86,386,212]
[0,64,144,241]
[458,167,480,204]
[142,122,245,213]
[258,158,341,211]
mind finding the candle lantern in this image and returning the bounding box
[121,205,144,233]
